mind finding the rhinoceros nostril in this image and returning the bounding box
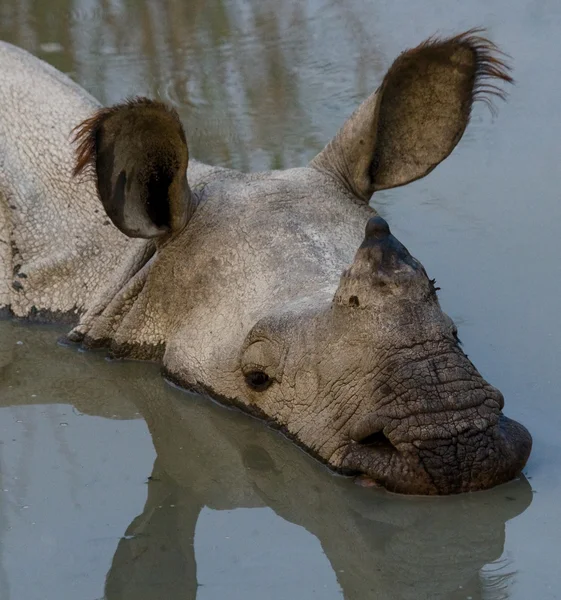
[350,413,387,444]
[355,429,395,450]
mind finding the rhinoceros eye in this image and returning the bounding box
[245,370,272,392]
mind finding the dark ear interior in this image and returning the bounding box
[73,97,192,239]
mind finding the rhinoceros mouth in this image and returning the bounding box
[341,414,532,495]
[342,438,436,495]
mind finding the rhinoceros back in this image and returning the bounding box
[0,42,146,320]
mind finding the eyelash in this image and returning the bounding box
[429,278,441,297]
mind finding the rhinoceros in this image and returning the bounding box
[0,30,531,494]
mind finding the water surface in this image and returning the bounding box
[1,0,560,598]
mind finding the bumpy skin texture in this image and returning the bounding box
[0,33,532,494]
[0,42,149,321]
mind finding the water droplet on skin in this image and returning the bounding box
[16,341,23,345]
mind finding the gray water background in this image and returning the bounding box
[0,0,560,598]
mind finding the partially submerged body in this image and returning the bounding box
[0,32,531,494]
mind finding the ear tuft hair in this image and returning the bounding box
[415,28,513,116]
[72,97,185,179]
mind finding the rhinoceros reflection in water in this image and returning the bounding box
[0,323,533,599]
[104,373,532,600]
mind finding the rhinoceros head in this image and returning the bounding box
[70,31,531,494]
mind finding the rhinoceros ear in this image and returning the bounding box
[310,30,512,202]
[73,97,193,239]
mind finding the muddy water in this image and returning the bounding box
[0,0,560,599]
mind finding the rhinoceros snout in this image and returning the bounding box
[343,402,532,495]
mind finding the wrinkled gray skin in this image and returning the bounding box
[0,33,532,494]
